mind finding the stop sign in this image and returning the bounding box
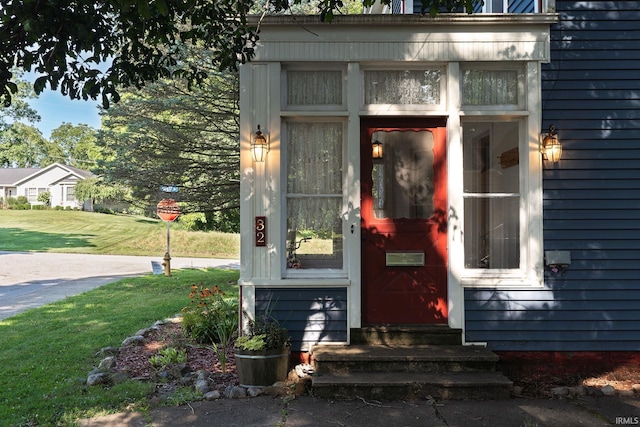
[157,198,180,222]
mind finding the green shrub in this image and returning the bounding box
[178,212,207,231]
[181,283,238,345]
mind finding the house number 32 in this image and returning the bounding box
[255,216,266,247]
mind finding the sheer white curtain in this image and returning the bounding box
[286,121,343,269]
[364,70,441,105]
[286,71,343,106]
[462,70,518,105]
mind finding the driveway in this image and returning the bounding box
[0,251,239,320]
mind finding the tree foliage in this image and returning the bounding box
[1,0,476,108]
[49,123,103,170]
[74,176,130,204]
[0,122,50,167]
[98,47,240,219]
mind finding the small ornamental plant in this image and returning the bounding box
[181,282,238,372]
[234,310,290,352]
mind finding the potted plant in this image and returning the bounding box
[234,312,291,387]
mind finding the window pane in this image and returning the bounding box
[287,122,342,194]
[364,70,441,105]
[463,121,521,270]
[286,71,342,106]
[463,122,519,194]
[286,121,344,270]
[462,70,518,105]
[464,197,520,269]
[287,197,343,269]
[372,129,435,219]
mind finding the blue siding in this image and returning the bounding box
[255,287,348,352]
[465,0,640,351]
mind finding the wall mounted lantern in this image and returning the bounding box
[541,125,562,163]
[372,140,383,159]
[251,125,269,162]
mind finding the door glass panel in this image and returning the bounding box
[372,130,434,219]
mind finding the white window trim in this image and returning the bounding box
[280,117,350,279]
[281,65,347,112]
[451,62,544,290]
[460,62,527,112]
[360,64,448,113]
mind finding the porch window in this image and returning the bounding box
[364,69,442,106]
[285,70,343,107]
[462,69,519,106]
[462,121,520,269]
[285,120,344,271]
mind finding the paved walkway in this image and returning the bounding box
[79,394,639,426]
[0,251,239,320]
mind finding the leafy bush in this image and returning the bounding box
[181,283,238,345]
[178,212,207,231]
[6,196,30,210]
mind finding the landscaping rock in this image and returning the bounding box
[619,389,634,397]
[121,335,145,347]
[568,386,586,396]
[632,384,640,393]
[224,386,247,399]
[601,385,616,396]
[98,356,117,371]
[87,373,111,386]
[204,390,222,400]
[95,346,120,357]
[111,372,130,384]
[551,386,568,396]
[247,387,264,397]
[195,379,210,394]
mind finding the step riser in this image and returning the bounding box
[312,326,511,400]
[312,383,511,400]
[315,360,497,375]
[351,329,462,346]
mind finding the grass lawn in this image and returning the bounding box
[0,210,239,258]
[0,268,239,427]
[0,209,241,425]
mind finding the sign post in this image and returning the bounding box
[157,198,180,276]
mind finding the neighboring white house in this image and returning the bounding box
[0,163,93,210]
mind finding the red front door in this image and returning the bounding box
[361,118,448,324]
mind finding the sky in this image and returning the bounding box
[28,89,102,139]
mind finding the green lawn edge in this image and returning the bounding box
[0,268,239,427]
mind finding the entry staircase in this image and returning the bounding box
[311,325,512,400]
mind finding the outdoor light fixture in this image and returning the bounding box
[541,125,562,163]
[251,125,269,162]
[372,140,383,159]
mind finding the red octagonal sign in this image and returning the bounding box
[157,198,180,222]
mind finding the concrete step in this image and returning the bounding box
[313,345,499,374]
[351,325,462,346]
[312,371,513,400]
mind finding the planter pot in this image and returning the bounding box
[234,346,291,387]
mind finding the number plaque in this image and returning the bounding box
[255,216,266,247]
